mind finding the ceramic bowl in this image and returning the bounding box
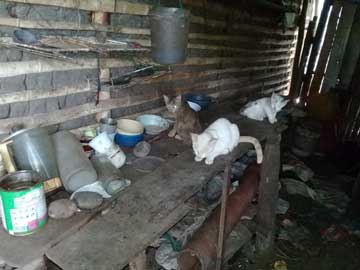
[136,114,170,135]
[185,93,211,111]
[115,119,144,147]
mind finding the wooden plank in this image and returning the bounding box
[290,0,309,97]
[46,117,271,270]
[0,82,93,105]
[299,0,332,99]
[0,74,291,134]
[294,17,317,98]
[321,1,357,92]
[310,1,342,95]
[0,36,294,53]
[339,6,360,89]
[4,0,285,28]
[256,133,281,258]
[6,0,116,12]
[0,54,293,78]
[0,65,291,105]
[0,17,295,37]
[0,212,93,268]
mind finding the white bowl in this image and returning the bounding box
[187,101,201,112]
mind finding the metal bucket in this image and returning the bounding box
[0,171,47,236]
[149,7,190,64]
[6,127,59,181]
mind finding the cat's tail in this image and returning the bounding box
[239,136,263,164]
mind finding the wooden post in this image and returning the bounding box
[321,1,357,93]
[309,1,342,96]
[92,11,111,121]
[294,17,317,99]
[338,6,360,90]
[216,160,231,270]
[290,0,309,97]
[301,0,332,100]
[256,133,281,262]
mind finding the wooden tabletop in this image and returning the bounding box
[0,103,276,269]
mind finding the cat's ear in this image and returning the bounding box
[163,95,169,104]
[271,92,278,102]
[190,133,198,143]
[279,99,290,109]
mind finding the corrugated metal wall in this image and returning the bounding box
[0,0,296,135]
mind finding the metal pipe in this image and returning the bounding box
[178,164,260,270]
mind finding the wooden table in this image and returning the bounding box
[0,105,281,270]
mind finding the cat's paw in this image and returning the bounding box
[195,156,203,162]
[168,129,176,137]
[175,134,182,140]
[205,158,214,165]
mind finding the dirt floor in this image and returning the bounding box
[228,145,360,270]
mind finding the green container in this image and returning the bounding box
[0,171,47,236]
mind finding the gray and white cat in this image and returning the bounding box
[191,118,263,165]
[163,95,202,144]
[240,93,289,124]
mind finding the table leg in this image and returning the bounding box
[256,134,281,259]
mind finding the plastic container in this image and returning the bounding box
[89,132,115,155]
[6,127,59,181]
[52,131,97,193]
[149,7,190,64]
[99,118,117,134]
[115,119,144,148]
[90,133,126,168]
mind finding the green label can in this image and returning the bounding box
[0,171,47,236]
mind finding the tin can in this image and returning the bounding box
[0,171,47,236]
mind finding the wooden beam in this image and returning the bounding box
[290,0,309,97]
[0,74,290,134]
[0,17,295,37]
[0,54,293,78]
[256,133,281,262]
[294,17,317,99]
[321,1,357,92]
[339,6,360,90]
[5,0,281,27]
[0,65,291,105]
[309,1,342,95]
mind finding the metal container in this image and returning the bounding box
[52,131,97,193]
[0,170,47,236]
[99,118,117,134]
[149,7,190,64]
[6,127,59,181]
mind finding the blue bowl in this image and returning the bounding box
[185,93,211,110]
[115,133,144,148]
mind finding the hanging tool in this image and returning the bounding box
[95,53,101,105]
[104,66,155,86]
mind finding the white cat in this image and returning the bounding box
[191,118,263,165]
[240,93,289,124]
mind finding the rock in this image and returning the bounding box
[73,191,103,210]
[133,141,151,157]
[106,179,131,195]
[48,199,77,219]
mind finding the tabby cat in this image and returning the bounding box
[163,95,202,145]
